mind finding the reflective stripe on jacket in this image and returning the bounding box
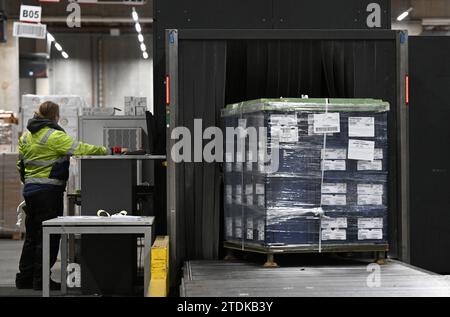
[17,127,109,185]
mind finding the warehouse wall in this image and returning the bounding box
[49,34,93,105]
[0,21,19,113]
[48,33,153,112]
[103,35,154,112]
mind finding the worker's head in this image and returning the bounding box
[36,101,60,123]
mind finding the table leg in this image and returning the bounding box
[43,227,50,297]
[61,234,68,294]
[144,228,152,297]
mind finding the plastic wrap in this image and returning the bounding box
[222,98,389,250]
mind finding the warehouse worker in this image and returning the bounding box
[15,101,125,291]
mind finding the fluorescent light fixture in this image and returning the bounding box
[135,23,141,33]
[140,43,146,52]
[62,51,69,59]
[143,51,149,59]
[397,7,413,21]
[55,43,63,51]
[132,8,139,22]
[47,32,55,42]
[138,33,144,43]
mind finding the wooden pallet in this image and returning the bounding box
[11,231,24,240]
[224,241,388,267]
[0,230,24,240]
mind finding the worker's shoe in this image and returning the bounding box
[15,276,33,290]
[33,279,61,291]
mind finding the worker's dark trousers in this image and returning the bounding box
[16,191,63,285]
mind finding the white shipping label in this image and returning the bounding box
[321,229,347,241]
[270,114,297,126]
[348,139,375,161]
[225,153,233,162]
[322,183,347,194]
[226,217,233,237]
[374,149,383,160]
[270,115,299,143]
[358,218,384,229]
[348,117,375,137]
[321,194,347,206]
[313,113,341,134]
[358,195,383,205]
[357,160,383,171]
[257,195,265,207]
[246,219,254,239]
[323,160,346,171]
[321,148,347,160]
[358,229,383,240]
[271,126,299,143]
[235,228,242,239]
[255,184,265,195]
[236,152,244,162]
[258,220,265,241]
[258,149,266,162]
[245,184,253,195]
[357,184,383,196]
[235,195,242,204]
[321,218,348,229]
[308,125,333,136]
[246,195,253,206]
[258,163,265,173]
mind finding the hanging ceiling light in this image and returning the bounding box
[132,8,139,22]
[131,7,148,60]
[397,7,413,21]
[47,31,70,59]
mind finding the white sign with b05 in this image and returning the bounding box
[20,5,42,23]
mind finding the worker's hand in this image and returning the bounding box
[111,147,129,155]
[111,146,128,155]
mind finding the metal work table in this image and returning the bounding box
[42,216,154,297]
[74,155,166,216]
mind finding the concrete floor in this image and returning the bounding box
[182,259,450,297]
[0,239,61,297]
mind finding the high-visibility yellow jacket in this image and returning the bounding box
[18,126,109,187]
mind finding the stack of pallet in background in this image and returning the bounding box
[21,95,85,139]
[221,98,389,252]
[0,111,18,153]
[0,111,21,238]
[0,154,22,238]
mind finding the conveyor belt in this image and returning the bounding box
[181,259,450,297]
